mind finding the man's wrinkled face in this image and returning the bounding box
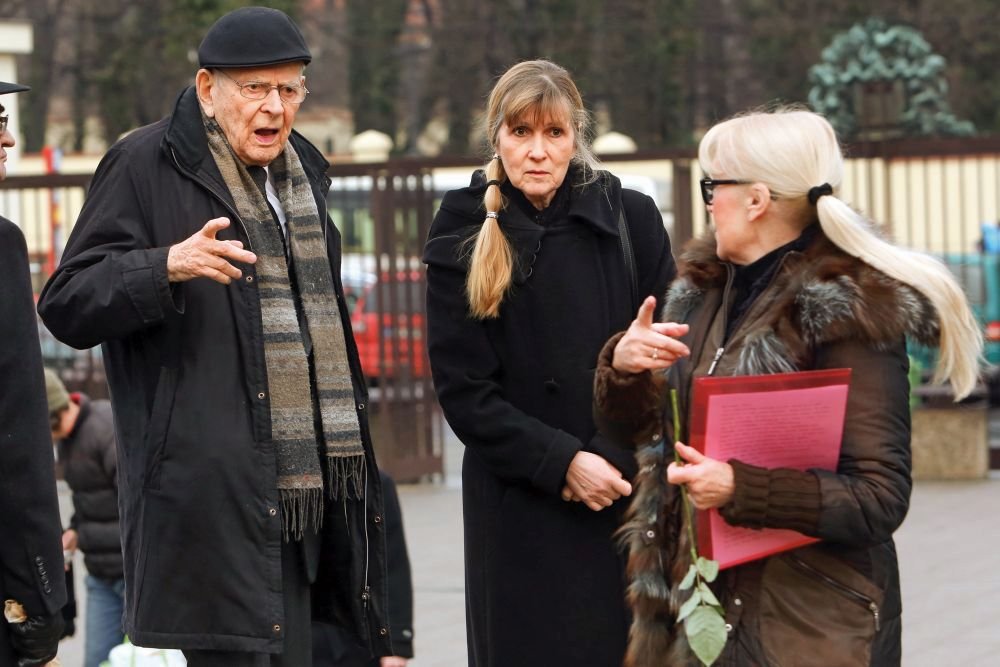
[197,62,306,166]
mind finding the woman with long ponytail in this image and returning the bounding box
[422,59,678,666]
[596,107,983,666]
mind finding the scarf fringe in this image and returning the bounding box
[280,487,324,542]
[326,454,366,501]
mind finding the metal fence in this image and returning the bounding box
[5,136,1000,478]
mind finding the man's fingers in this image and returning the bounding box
[200,217,231,238]
[214,241,257,265]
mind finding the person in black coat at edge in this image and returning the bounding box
[422,59,677,666]
[36,7,389,666]
[313,471,413,667]
[0,78,67,666]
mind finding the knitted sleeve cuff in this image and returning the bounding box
[719,459,821,534]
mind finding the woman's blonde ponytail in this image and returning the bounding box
[466,157,513,319]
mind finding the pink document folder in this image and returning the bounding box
[688,368,852,570]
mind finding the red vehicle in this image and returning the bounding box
[341,269,427,383]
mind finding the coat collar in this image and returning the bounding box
[665,227,941,353]
[469,166,624,236]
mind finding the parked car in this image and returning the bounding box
[342,269,427,383]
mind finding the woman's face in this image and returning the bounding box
[706,180,753,264]
[496,108,575,210]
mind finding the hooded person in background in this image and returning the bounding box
[44,369,125,667]
[0,78,67,666]
[37,7,390,666]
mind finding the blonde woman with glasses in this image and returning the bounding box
[595,107,981,667]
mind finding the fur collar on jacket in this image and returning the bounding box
[662,229,940,376]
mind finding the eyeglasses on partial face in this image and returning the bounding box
[0,115,8,135]
[699,178,752,206]
[217,70,309,105]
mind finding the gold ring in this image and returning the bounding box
[651,349,659,361]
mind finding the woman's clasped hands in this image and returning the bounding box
[612,296,690,374]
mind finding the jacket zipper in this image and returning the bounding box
[705,254,794,377]
[788,555,881,632]
[706,266,736,376]
[168,147,254,252]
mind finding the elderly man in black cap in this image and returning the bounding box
[0,79,68,666]
[38,7,391,666]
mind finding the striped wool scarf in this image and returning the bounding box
[204,115,365,540]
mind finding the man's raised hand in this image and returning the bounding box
[167,217,257,284]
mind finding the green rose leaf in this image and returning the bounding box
[696,556,719,583]
[679,563,698,590]
[676,589,702,622]
[685,606,728,666]
[696,581,721,607]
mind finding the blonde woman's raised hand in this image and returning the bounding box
[612,296,690,374]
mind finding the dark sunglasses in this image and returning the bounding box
[699,178,752,205]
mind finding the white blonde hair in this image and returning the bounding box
[699,107,983,400]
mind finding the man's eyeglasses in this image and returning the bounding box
[699,178,752,206]
[0,115,8,135]
[217,70,309,105]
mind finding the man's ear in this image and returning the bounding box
[195,69,216,118]
[746,183,772,223]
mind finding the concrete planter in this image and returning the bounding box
[910,387,989,479]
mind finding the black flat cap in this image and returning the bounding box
[198,6,311,69]
[0,81,30,95]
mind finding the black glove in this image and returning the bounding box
[8,611,64,666]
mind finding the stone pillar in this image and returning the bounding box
[593,131,637,155]
[349,129,393,163]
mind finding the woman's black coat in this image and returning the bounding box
[423,170,676,666]
[0,218,68,662]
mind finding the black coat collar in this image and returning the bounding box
[468,166,624,236]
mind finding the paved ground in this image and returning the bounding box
[55,425,1000,666]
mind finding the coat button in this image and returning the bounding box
[268,507,277,517]
[246,275,254,283]
[273,624,281,634]
[258,392,266,400]
[373,514,382,524]
[35,556,43,564]
[379,627,388,637]
[651,433,662,442]
[43,585,52,594]
[357,402,365,410]
[725,623,733,633]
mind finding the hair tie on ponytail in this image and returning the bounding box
[491,153,500,161]
[485,179,502,189]
[808,183,833,205]
[485,211,499,219]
